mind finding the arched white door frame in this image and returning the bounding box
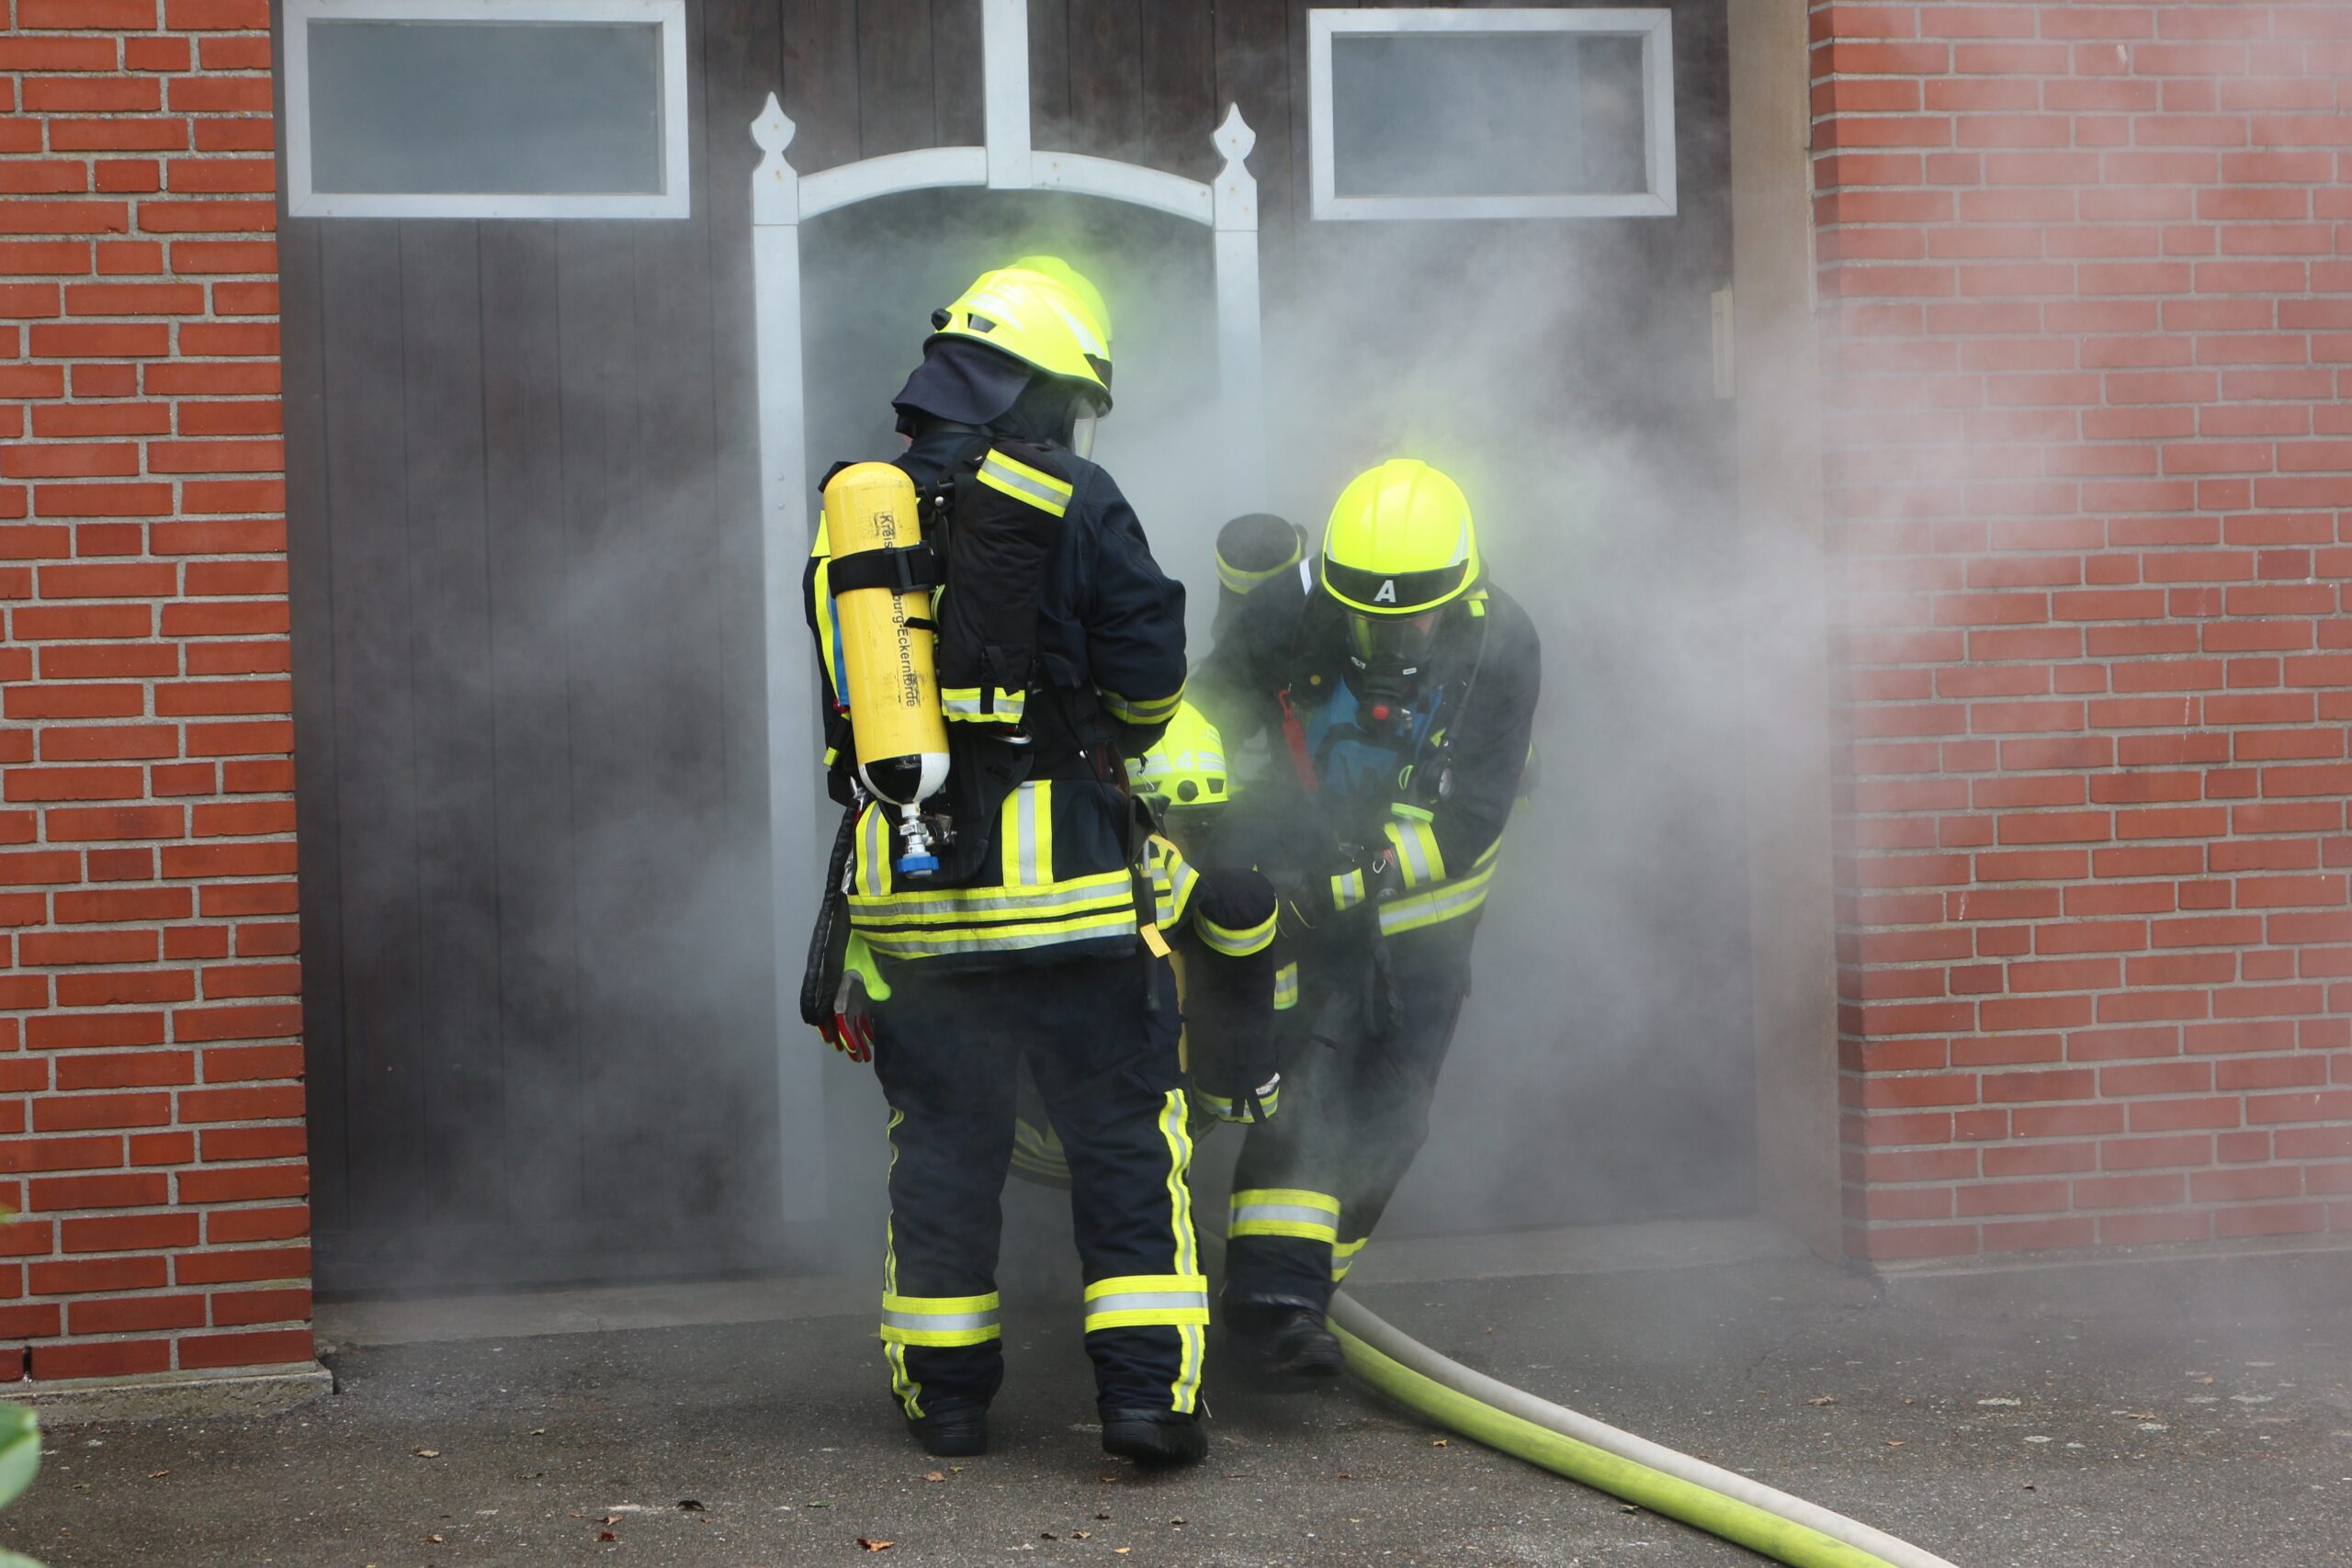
[749,0,1264,1213]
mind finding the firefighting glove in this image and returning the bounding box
[820,933,891,1065]
[1317,845,1398,922]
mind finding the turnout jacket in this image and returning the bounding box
[807,426,1187,969]
[1188,564,1540,940]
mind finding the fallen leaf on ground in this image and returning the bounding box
[1041,1532,1057,1540]
[857,1540,896,1552]
[2124,1412,2156,1421]
[1807,1395,1836,1406]
[923,1471,945,1483]
[598,1529,616,1542]
[1071,1530,1091,1540]
[1430,1438,1449,1448]
[678,1499,705,1512]
[413,1448,441,1458]
[1883,1439,1905,1448]
[147,1469,170,1479]
[1114,1551,1131,1557]
[426,1535,445,1544]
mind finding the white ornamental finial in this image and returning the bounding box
[752,93,799,224]
[1213,104,1257,232]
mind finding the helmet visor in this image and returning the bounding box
[1347,610,1442,675]
[1068,391,1104,460]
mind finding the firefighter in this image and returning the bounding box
[806,258,1206,1465]
[1189,458,1541,1388]
[1010,704,1285,1186]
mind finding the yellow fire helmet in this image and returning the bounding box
[1319,458,1482,618]
[929,255,1114,409]
[1126,702,1229,808]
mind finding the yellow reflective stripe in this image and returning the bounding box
[1377,862,1496,937]
[883,1108,921,1417]
[1099,685,1185,728]
[941,685,1026,724]
[1216,549,1300,594]
[1000,781,1055,889]
[851,868,1130,919]
[1158,1089,1203,1410]
[1228,1187,1340,1244]
[1385,818,1445,890]
[859,906,1138,961]
[977,450,1073,516]
[880,1289,1002,1346]
[810,530,845,703]
[1329,867,1367,911]
[1197,907,1276,957]
[1153,848,1199,929]
[857,805,890,898]
[1331,1237,1368,1282]
[1082,1274,1211,1332]
[1272,962,1299,1010]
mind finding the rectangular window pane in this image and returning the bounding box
[1329,32,1647,200]
[307,20,664,197]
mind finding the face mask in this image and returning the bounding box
[1347,610,1442,679]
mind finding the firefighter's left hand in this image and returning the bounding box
[822,972,876,1063]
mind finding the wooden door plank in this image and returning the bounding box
[395,221,506,1227]
[931,0,985,146]
[1065,0,1141,159]
[314,220,427,1234]
[479,220,584,1233]
[1138,0,1214,182]
[858,0,938,157]
[784,0,862,173]
[280,218,351,1238]
[1214,0,1294,284]
[1027,0,1071,151]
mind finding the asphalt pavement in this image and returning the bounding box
[12,1228,2351,1567]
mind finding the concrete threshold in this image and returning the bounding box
[16,1363,333,1427]
[317,1216,1807,1349]
[1871,1230,2352,1319]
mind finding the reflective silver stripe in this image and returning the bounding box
[1230,1202,1338,1229]
[1378,871,1493,936]
[1393,823,1437,887]
[1015,784,1040,887]
[860,807,888,897]
[1085,1290,1208,1316]
[978,456,1071,511]
[879,1307,999,1334]
[1198,911,1275,957]
[852,877,1131,920]
[863,916,1135,960]
[943,689,1024,719]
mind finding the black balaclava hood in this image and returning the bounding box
[893,336,1089,449]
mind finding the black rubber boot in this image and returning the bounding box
[1225,1303,1345,1393]
[1100,1409,1207,1466]
[907,1404,988,1458]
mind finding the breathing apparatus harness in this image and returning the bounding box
[1267,578,1491,1038]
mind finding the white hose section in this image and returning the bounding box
[1327,1291,1964,1568]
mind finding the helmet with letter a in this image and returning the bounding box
[1318,458,1482,680]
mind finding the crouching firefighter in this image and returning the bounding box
[800,257,1208,1466]
[1190,458,1542,1390]
[1011,701,1286,1185]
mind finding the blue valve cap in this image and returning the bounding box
[895,852,939,876]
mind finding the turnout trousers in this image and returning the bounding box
[870,954,1207,1421]
[1224,922,1475,1312]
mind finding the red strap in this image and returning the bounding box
[1276,687,1319,796]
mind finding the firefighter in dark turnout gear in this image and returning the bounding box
[804,258,1207,1465]
[1188,458,1541,1389]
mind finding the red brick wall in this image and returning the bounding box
[1,0,310,1382]
[1815,1,2352,1260]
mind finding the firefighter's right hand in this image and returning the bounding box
[822,934,891,1065]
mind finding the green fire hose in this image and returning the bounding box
[1326,1290,1962,1568]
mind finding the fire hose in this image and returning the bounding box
[1323,1287,1962,1568]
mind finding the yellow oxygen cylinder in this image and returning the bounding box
[823,462,949,874]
